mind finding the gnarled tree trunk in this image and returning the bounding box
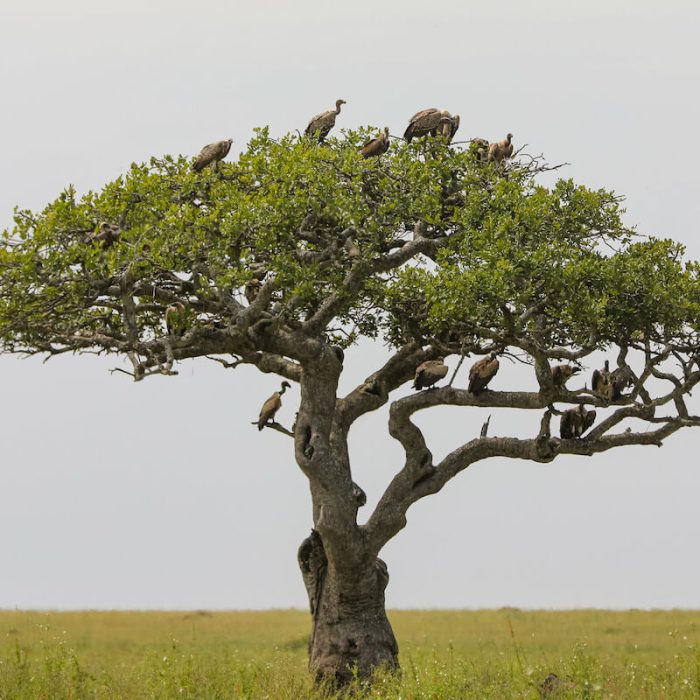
[298,530,398,685]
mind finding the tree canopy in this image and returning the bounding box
[2,128,698,372]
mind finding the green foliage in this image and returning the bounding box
[1,128,698,358]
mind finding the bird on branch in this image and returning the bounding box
[359,127,390,158]
[257,381,291,431]
[403,108,455,143]
[192,139,233,172]
[165,302,187,336]
[591,360,613,401]
[559,404,596,439]
[412,358,448,390]
[305,99,346,143]
[468,352,499,394]
[551,364,580,387]
[487,133,514,162]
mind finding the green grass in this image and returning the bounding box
[1,609,699,698]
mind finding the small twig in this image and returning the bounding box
[206,355,243,369]
[109,367,135,378]
[480,415,491,438]
[250,420,294,437]
[448,347,467,387]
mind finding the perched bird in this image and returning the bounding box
[591,360,613,401]
[436,113,460,144]
[559,404,596,439]
[359,127,390,158]
[412,358,448,390]
[192,139,233,172]
[257,381,291,431]
[610,366,633,400]
[165,302,187,336]
[487,133,514,163]
[244,278,262,304]
[86,222,120,247]
[468,352,500,394]
[305,99,346,143]
[551,364,580,387]
[470,137,490,163]
[403,108,445,143]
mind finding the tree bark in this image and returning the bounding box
[298,530,399,686]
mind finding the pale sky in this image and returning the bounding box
[1,0,699,610]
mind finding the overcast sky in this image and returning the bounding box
[1,0,699,611]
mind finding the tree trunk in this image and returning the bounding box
[298,530,399,686]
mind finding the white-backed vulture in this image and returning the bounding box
[559,404,596,439]
[468,352,499,394]
[359,127,390,158]
[591,360,613,401]
[487,133,514,163]
[192,139,233,172]
[244,278,262,304]
[305,99,346,143]
[610,366,633,400]
[403,108,446,143]
[470,137,490,163]
[86,222,120,247]
[257,381,291,431]
[412,358,448,390]
[436,113,460,144]
[165,302,186,336]
[551,364,580,387]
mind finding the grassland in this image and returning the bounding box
[0,609,698,698]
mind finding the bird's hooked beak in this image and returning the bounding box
[571,367,581,374]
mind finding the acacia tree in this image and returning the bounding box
[1,129,699,684]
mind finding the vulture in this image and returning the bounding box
[471,138,490,163]
[257,381,291,431]
[244,278,262,304]
[591,360,613,401]
[403,108,448,143]
[86,222,120,247]
[468,352,500,394]
[610,366,633,400]
[305,99,346,143]
[559,404,596,439]
[359,127,390,158]
[436,113,460,144]
[165,302,186,336]
[551,364,580,387]
[412,358,448,390]
[487,133,514,163]
[192,139,233,172]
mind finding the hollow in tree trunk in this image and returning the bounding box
[298,530,399,685]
